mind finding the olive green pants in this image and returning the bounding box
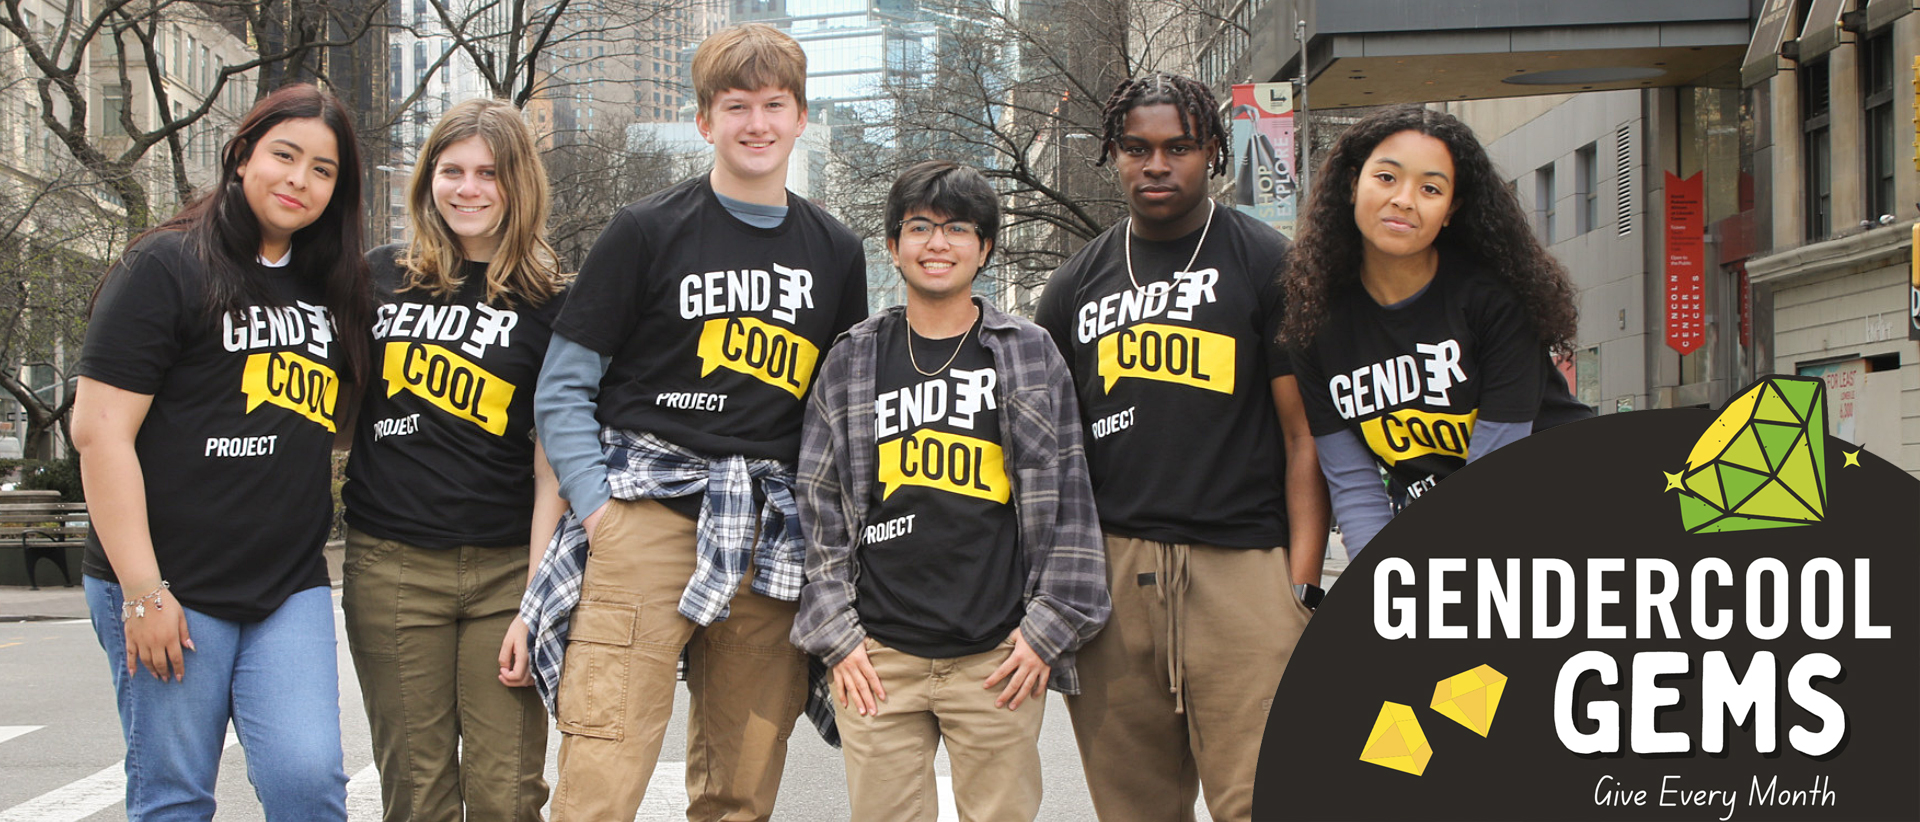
[341,528,550,822]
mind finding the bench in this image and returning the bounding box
[0,500,89,590]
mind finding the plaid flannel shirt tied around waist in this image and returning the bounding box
[520,428,838,745]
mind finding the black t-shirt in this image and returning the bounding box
[855,318,1025,659]
[553,176,869,462]
[1034,205,1294,548]
[342,245,562,548]
[80,231,339,622]
[1292,253,1591,501]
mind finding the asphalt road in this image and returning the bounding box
[0,590,1189,821]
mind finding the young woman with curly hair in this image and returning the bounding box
[1283,104,1590,558]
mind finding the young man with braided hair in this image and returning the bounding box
[1034,73,1330,822]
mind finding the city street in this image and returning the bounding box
[0,585,1258,821]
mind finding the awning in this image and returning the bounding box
[1866,0,1915,31]
[1741,0,1797,87]
[1797,0,1851,62]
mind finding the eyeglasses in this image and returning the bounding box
[898,217,981,243]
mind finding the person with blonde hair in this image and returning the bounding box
[527,21,868,821]
[340,96,568,822]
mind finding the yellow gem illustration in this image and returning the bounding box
[1431,664,1507,737]
[1668,375,1828,533]
[1359,701,1432,776]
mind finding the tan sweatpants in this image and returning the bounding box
[548,498,808,822]
[1065,536,1312,822]
[834,635,1045,822]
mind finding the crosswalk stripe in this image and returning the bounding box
[936,775,958,822]
[346,762,382,819]
[0,726,42,746]
[635,761,689,821]
[0,759,124,822]
[0,733,238,822]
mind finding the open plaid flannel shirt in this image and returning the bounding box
[790,299,1110,693]
[520,429,838,745]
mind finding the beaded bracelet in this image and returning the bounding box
[121,580,172,622]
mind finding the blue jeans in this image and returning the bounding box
[86,577,348,821]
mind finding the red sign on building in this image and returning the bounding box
[1737,264,1752,349]
[1665,171,1706,354]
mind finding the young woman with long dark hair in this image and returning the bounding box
[71,83,372,820]
[1284,104,1590,558]
[339,97,567,822]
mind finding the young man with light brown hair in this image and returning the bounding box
[527,22,868,821]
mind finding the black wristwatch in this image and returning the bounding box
[1293,583,1324,610]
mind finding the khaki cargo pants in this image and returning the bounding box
[549,499,808,822]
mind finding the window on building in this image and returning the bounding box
[101,86,126,136]
[1536,162,1556,244]
[1861,31,1895,223]
[1801,58,1831,241]
[23,103,36,163]
[390,45,403,98]
[1575,143,1598,235]
[414,42,429,89]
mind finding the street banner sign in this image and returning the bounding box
[1230,83,1297,237]
[1665,171,1706,355]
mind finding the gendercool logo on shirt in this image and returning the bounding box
[695,316,821,399]
[1252,375,1918,822]
[1095,322,1235,395]
[380,341,514,436]
[877,432,1011,504]
[241,350,339,432]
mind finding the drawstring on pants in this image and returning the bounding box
[1153,542,1192,717]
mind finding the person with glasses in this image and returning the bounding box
[792,161,1109,821]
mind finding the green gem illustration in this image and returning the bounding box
[1669,376,1828,534]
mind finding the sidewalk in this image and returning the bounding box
[0,541,347,622]
[0,584,88,620]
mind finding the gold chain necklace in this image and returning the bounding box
[1125,198,1216,291]
[906,308,977,377]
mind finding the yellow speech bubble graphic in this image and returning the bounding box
[1095,323,1235,395]
[876,430,1010,504]
[380,341,515,436]
[695,316,820,399]
[241,351,339,432]
[1361,408,1479,466]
